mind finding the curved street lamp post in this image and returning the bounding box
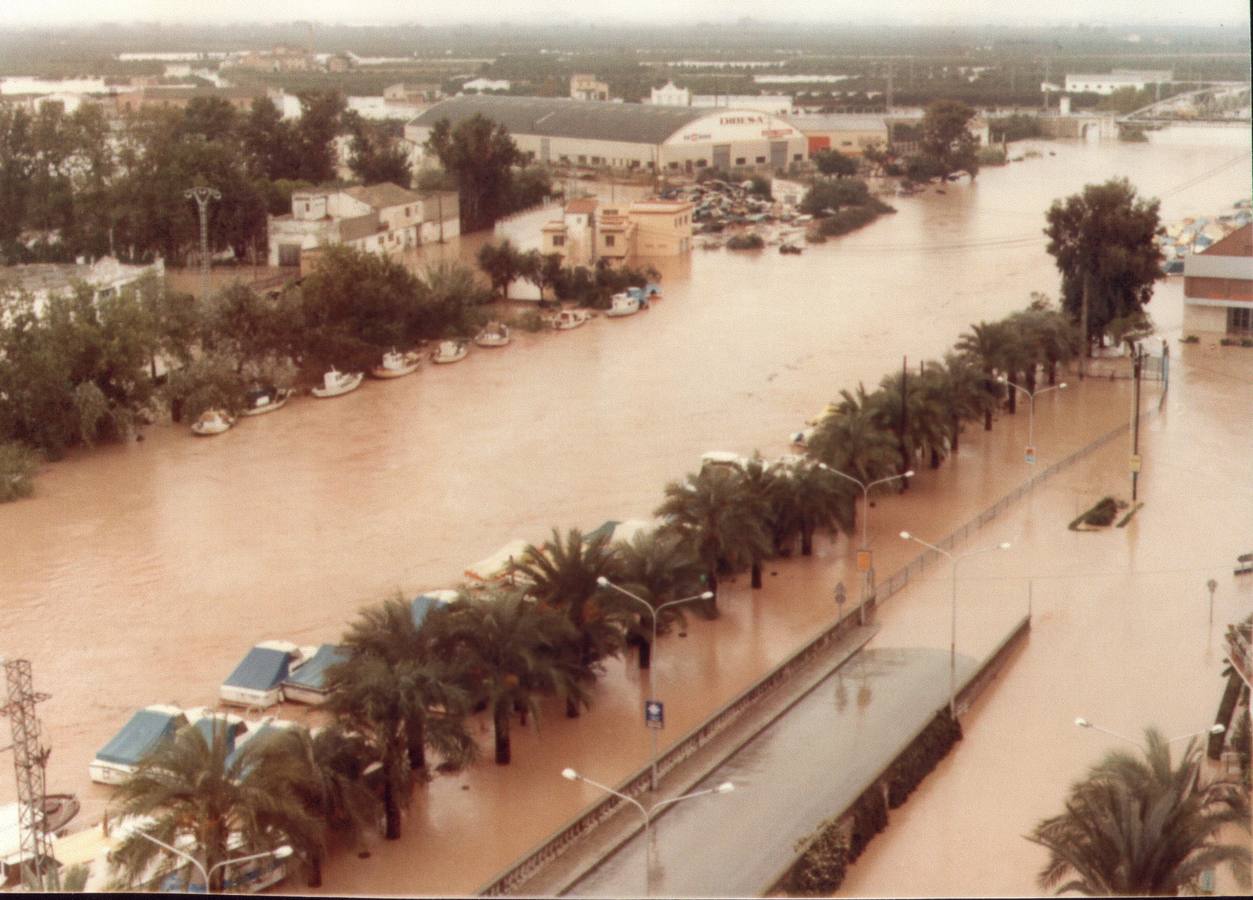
[1073,717,1224,750]
[597,576,713,792]
[134,830,293,893]
[899,531,1011,718]
[998,376,1067,465]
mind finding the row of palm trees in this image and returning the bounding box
[107,298,1083,890]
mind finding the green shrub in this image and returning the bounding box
[0,442,38,503]
[1068,495,1124,530]
[788,820,849,895]
[886,709,963,808]
[847,786,889,862]
[1242,339,1253,348]
[805,229,827,244]
[1220,337,1238,346]
[977,146,1008,166]
[726,233,765,250]
[1181,335,1200,343]
[514,310,547,333]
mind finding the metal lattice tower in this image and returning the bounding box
[0,657,54,890]
[184,186,221,301]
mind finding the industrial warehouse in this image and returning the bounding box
[404,94,809,175]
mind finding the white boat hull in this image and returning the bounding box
[371,352,422,379]
[88,760,136,786]
[191,413,234,436]
[279,685,329,706]
[311,372,364,397]
[432,343,469,364]
[240,391,292,416]
[218,685,283,708]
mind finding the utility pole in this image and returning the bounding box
[1,658,56,891]
[900,355,910,490]
[184,186,221,301]
[1131,346,1143,501]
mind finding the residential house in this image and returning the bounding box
[570,74,610,102]
[384,83,444,105]
[541,196,693,264]
[1182,223,1252,337]
[0,257,165,320]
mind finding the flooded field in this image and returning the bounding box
[1,126,1249,895]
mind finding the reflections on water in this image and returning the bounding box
[1,127,1249,895]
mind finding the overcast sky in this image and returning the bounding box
[1,0,1249,29]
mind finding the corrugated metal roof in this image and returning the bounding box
[409,95,707,145]
[95,707,187,766]
[789,114,888,134]
[282,644,347,691]
[222,646,293,691]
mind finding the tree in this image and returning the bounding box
[1044,178,1164,366]
[108,720,321,892]
[242,97,299,182]
[916,100,980,180]
[293,91,346,184]
[807,386,902,488]
[655,467,773,615]
[477,240,524,300]
[424,114,522,231]
[1028,728,1251,895]
[611,530,704,669]
[774,461,854,556]
[738,455,785,588]
[433,589,584,765]
[519,250,564,302]
[414,261,491,340]
[800,178,871,215]
[255,725,380,888]
[813,149,858,178]
[955,321,1013,431]
[345,113,412,188]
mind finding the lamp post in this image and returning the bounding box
[1074,717,1224,750]
[817,464,915,625]
[134,830,293,893]
[997,376,1067,465]
[597,576,713,792]
[899,531,1011,718]
[561,768,733,896]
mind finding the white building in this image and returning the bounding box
[650,81,691,107]
[570,74,611,102]
[0,257,165,319]
[1064,70,1172,95]
[461,78,511,94]
[267,183,459,268]
[406,95,808,176]
[649,81,793,116]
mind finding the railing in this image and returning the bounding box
[476,413,1142,896]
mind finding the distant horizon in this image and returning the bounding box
[0,1,1249,31]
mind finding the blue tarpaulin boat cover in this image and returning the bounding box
[193,718,244,757]
[225,722,290,771]
[281,645,346,692]
[223,647,293,691]
[410,595,442,630]
[584,520,620,545]
[95,708,187,766]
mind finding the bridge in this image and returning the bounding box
[1120,83,1251,127]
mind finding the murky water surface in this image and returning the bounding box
[1,127,1249,896]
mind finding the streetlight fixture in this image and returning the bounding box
[134,830,293,893]
[817,464,915,625]
[1074,717,1224,750]
[597,576,713,792]
[561,768,734,896]
[997,376,1067,465]
[899,531,1011,718]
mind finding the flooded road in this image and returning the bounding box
[2,126,1249,895]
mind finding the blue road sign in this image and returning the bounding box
[645,699,664,729]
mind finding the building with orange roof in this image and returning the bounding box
[1182,223,1252,337]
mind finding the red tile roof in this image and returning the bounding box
[565,198,599,215]
[1201,223,1251,257]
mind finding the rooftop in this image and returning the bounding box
[343,182,423,210]
[409,95,708,144]
[565,198,599,215]
[1200,223,1252,258]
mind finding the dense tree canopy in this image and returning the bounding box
[913,99,980,180]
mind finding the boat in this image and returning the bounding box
[700,450,749,472]
[410,590,459,630]
[240,386,292,417]
[474,322,512,348]
[606,293,642,318]
[371,349,422,379]
[89,705,188,785]
[644,283,663,299]
[185,707,248,755]
[219,641,316,709]
[311,369,363,398]
[546,309,592,331]
[464,539,532,585]
[190,409,234,436]
[431,340,469,364]
[280,644,348,706]
[779,243,803,255]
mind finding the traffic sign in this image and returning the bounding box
[645,700,664,730]
[1129,454,1142,473]
[1025,445,1036,465]
[856,549,872,573]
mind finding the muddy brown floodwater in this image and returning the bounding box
[1,126,1249,896]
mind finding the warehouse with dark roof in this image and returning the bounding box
[404,95,808,175]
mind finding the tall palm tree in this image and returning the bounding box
[655,466,773,615]
[513,528,628,717]
[775,461,855,556]
[929,353,990,455]
[807,398,900,486]
[255,724,380,888]
[873,368,951,472]
[739,455,785,588]
[108,720,321,892]
[612,530,704,669]
[1028,727,1251,896]
[956,320,1011,430]
[433,589,585,765]
[340,595,476,773]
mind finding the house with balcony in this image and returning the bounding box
[541,196,692,265]
[1182,223,1252,337]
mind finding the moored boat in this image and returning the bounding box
[606,292,642,318]
[240,386,292,416]
[311,369,363,398]
[371,348,422,379]
[474,322,511,347]
[546,309,592,331]
[191,409,234,436]
[431,340,469,364]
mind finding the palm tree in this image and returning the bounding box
[255,724,380,888]
[739,455,785,588]
[873,368,951,472]
[108,720,321,892]
[775,461,855,556]
[929,353,990,455]
[1028,727,1251,896]
[433,589,585,765]
[655,467,773,615]
[612,530,704,669]
[340,595,476,773]
[956,321,1011,430]
[807,393,900,487]
[513,528,628,717]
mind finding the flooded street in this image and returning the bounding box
[1,126,1249,895]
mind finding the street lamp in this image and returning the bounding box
[1074,717,1224,750]
[899,531,1011,718]
[597,576,713,792]
[561,768,734,896]
[134,831,293,893]
[997,376,1067,465]
[817,464,915,625]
